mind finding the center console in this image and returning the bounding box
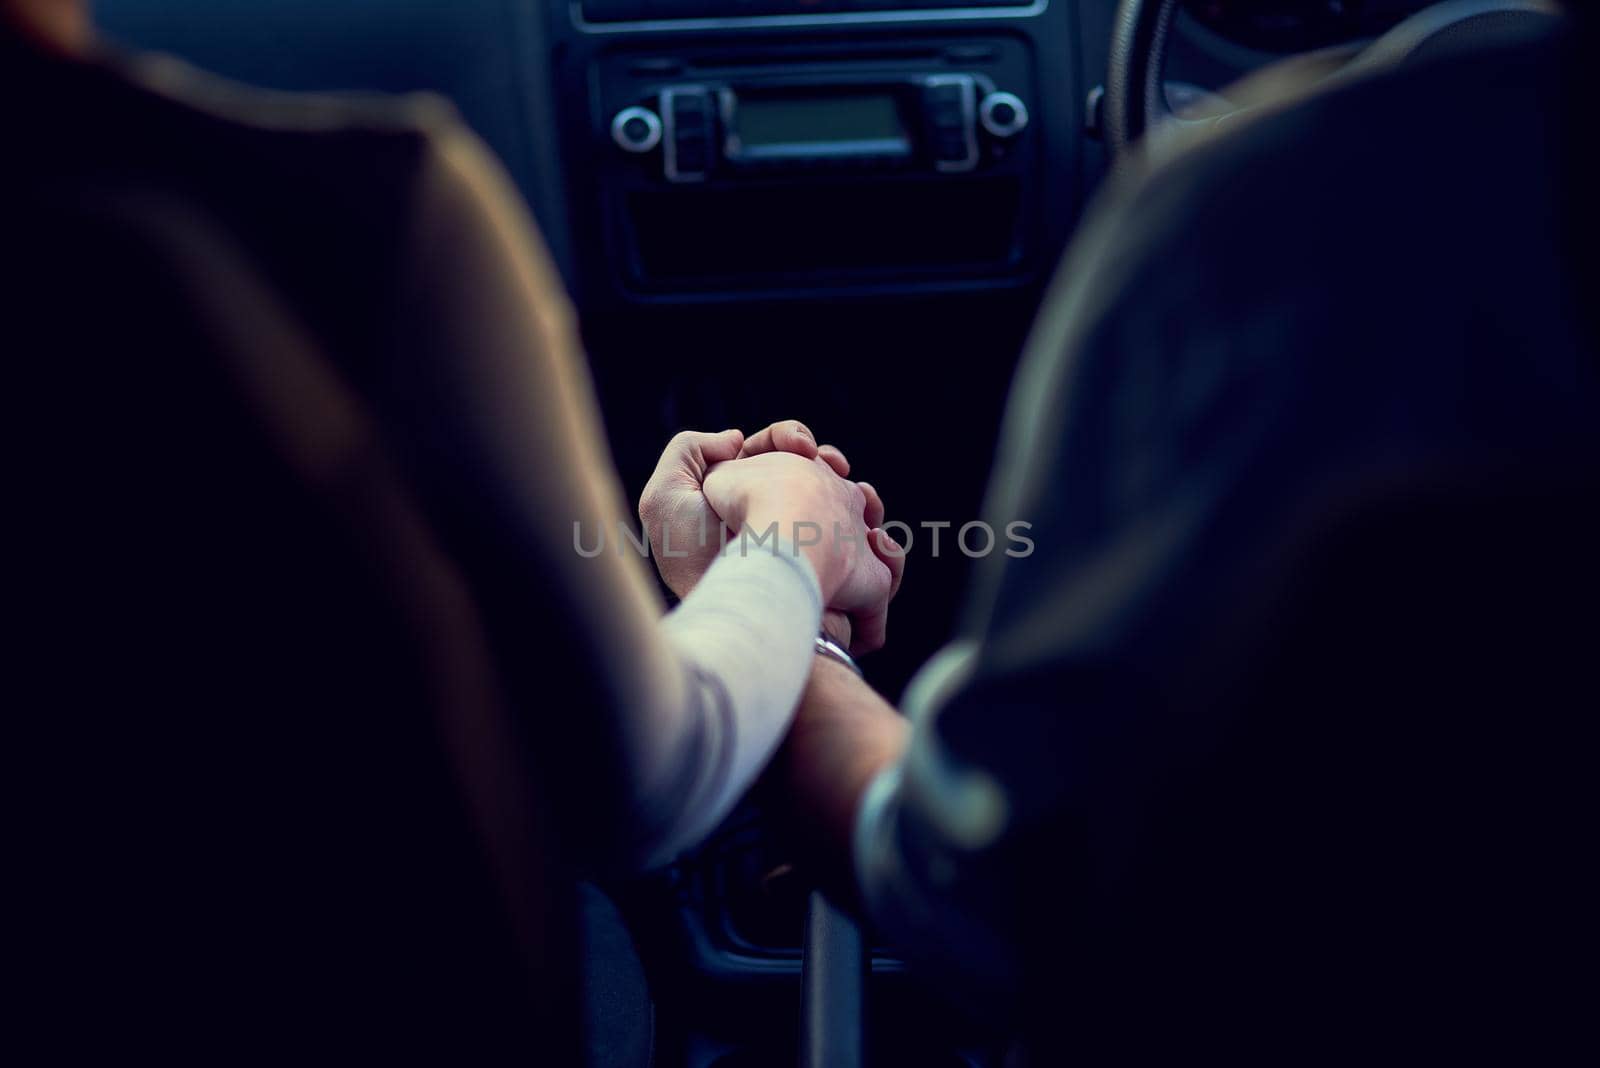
[542,3,1087,1065]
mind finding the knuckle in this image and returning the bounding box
[638,484,665,520]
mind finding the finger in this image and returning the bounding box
[738,419,819,461]
[852,605,888,656]
[698,427,747,464]
[871,527,906,601]
[641,429,740,520]
[821,608,852,650]
[653,428,745,483]
[858,480,884,529]
[817,444,851,478]
[850,552,895,655]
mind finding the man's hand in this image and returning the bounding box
[852,482,906,654]
[639,420,848,600]
[774,656,910,877]
[638,427,748,600]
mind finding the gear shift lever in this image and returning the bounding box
[798,890,865,1068]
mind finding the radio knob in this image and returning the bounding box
[978,92,1029,139]
[611,106,662,154]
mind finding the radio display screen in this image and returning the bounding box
[732,92,909,157]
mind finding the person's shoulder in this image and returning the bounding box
[101,48,509,267]
[115,48,459,134]
[1119,24,1566,246]
[111,48,468,174]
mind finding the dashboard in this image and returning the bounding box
[91,0,1429,303]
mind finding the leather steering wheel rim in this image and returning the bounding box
[1105,0,1181,159]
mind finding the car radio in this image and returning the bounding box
[589,36,1039,291]
[610,73,1028,183]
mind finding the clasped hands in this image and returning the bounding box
[639,419,905,654]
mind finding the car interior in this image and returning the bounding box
[29,0,1581,1064]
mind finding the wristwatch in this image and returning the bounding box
[813,631,863,677]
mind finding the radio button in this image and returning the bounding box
[611,106,663,154]
[671,94,707,118]
[979,91,1029,139]
[923,76,978,172]
[674,132,710,173]
[926,84,965,117]
[663,87,716,182]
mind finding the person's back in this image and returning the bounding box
[3,26,583,1061]
[796,14,1599,1064]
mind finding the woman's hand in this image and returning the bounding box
[704,451,905,654]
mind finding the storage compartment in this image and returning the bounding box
[581,0,1028,22]
[625,176,1022,286]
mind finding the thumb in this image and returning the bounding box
[696,427,746,466]
[658,428,746,484]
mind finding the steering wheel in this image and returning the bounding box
[1105,0,1562,160]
